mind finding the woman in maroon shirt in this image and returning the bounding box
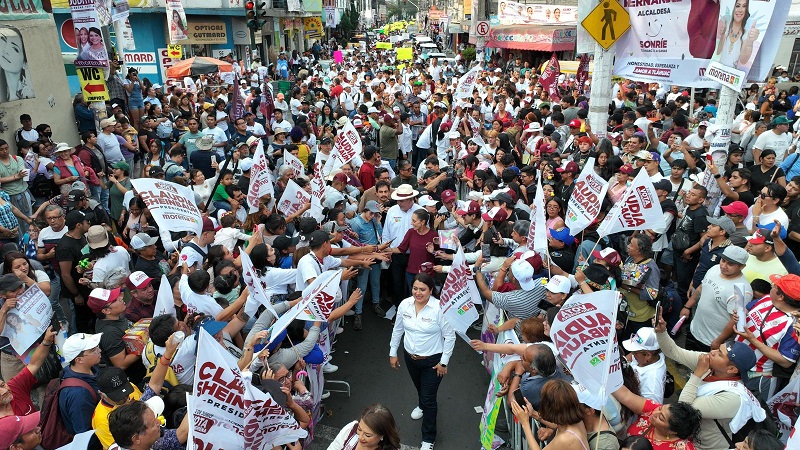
[388,209,437,294]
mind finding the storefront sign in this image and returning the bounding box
[304,17,323,39]
[158,48,180,82]
[486,26,576,51]
[185,21,228,44]
[2,0,48,20]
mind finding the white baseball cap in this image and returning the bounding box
[622,327,660,352]
[61,333,103,363]
[545,275,571,294]
[417,195,438,207]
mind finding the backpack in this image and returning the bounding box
[39,377,98,450]
[29,173,57,198]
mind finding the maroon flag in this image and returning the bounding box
[260,87,275,131]
[576,54,589,95]
[540,53,561,102]
[230,74,245,122]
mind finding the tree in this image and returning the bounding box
[338,0,359,38]
[386,1,416,21]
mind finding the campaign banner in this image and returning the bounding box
[1,284,52,354]
[526,171,548,255]
[576,53,589,95]
[267,271,341,344]
[396,47,413,60]
[539,53,561,102]
[166,0,189,43]
[766,375,799,444]
[243,379,308,449]
[706,61,747,91]
[277,179,310,217]
[110,0,130,22]
[240,250,279,319]
[295,270,342,321]
[283,151,305,178]
[247,141,275,211]
[497,1,577,25]
[229,74,245,122]
[324,119,363,176]
[566,158,609,236]
[439,247,480,335]
[454,64,482,99]
[613,0,788,87]
[70,0,109,68]
[308,164,325,222]
[153,274,176,318]
[479,326,518,450]
[191,330,247,450]
[596,169,662,237]
[132,179,203,236]
[550,291,623,397]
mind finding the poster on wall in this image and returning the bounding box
[497,1,577,25]
[613,0,790,87]
[166,0,189,43]
[0,26,35,102]
[70,0,109,68]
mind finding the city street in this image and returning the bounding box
[306,307,490,449]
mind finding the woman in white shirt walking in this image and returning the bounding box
[388,272,455,450]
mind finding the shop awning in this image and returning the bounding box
[485,24,576,52]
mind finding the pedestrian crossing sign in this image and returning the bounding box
[582,0,630,50]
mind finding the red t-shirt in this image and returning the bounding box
[359,162,376,190]
[397,228,436,274]
[627,400,695,450]
[10,367,37,416]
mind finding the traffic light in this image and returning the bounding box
[246,1,267,30]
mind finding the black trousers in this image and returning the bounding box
[389,254,409,308]
[404,352,443,444]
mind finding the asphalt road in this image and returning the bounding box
[305,306,491,450]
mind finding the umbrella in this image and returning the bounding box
[166,57,233,78]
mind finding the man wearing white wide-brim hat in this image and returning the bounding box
[382,184,422,306]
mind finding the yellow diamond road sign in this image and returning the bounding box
[582,0,630,50]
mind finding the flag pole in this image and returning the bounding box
[594,291,621,450]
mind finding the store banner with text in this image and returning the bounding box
[131,179,203,236]
[565,157,608,236]
[2,0,48,20]
[550,291,623,397]
[613,0,790,87]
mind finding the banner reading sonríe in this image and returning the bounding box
[550,291,623,396]
[596,169,663,237]
[439,247,480,334]
[131,178,203,236]
[566,157,608,236]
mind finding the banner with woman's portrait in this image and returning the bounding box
[69,0,109,68]
[166,0,189,44]
[0,26,35,102]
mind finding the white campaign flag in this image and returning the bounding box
[565,157,608,236]
[240,250,279,318]
[294,269,342,321]
[276,179,311,217]
[308,164,325,222]
[439,246,480,335]
[455,64,482,99]
[132,178,202,236]
[416,123,434,150]
[267,270,342,344]
[786,415,800,448]
[596,169,663,237]
[550,291,623,399]
[526,171,548,255]
[248,140,275,210]
[283,151,305,178]
[191,329,248,450]
[323,119,362,176]
[153,275,176,318]
[243,378,308,449]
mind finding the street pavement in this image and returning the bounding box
[305,306,491,449]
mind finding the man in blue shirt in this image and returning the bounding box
[348,200,388,328]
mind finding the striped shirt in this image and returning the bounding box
[736,296,800,374]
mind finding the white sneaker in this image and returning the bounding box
[344,310,356,316]
[321,390,331,399]
[322,363,338,373]
[336,326,345,335]
[420,441,434,450]
[411,406,423,420]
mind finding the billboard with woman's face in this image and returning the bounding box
[0,26,35,103]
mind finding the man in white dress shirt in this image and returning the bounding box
[382,184,422,307]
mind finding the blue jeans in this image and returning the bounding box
[213,200,232,212]
[355,262,382,314]
[49,272,67,324]
[388,159,397,171]
[8,191,31,236]
[404,352,443,443]
[405,271,417,294]
[89,184,102,205]
[99,181,110,214]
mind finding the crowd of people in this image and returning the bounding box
[0,40,798,450]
